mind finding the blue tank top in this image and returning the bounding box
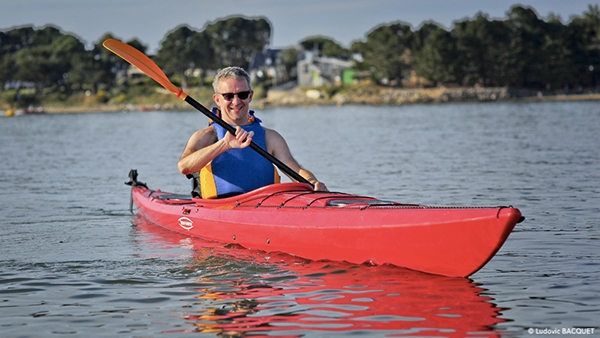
[199,119,279,198]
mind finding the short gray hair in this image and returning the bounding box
[212,67,251,92]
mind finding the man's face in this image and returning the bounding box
[213,78,253,125]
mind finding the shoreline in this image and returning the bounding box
[5,87,600,115]
[260,86,600,107]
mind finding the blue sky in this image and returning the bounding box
[2,0,595,52]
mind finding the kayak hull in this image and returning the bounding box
[131,181,522,277]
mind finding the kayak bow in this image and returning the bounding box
[127,170,523,277]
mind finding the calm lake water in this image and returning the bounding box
[1,101,599,337]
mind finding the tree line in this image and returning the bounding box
[352,5,600,90]
[1,5,599,107]
[0,16,273,106]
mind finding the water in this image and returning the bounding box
[1,101,599,337]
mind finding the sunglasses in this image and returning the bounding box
[218,90,252,101]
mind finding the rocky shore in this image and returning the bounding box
[261,86,600,107]
[5,86,600,115]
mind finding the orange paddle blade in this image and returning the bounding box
[102,38,187,99]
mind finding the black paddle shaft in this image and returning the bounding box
[183,96,313,187]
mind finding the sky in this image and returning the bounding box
[1,0,596,53]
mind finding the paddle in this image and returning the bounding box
[102,38,312,187]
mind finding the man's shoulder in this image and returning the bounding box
[192,125,217,142]
[197,125,217,134]
[264,127,286,150]
[263,127,282,138]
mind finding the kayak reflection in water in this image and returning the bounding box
[177,66,327,199]
[133,215,507,336]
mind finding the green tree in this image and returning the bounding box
[13,26,87,95]
[187,30,215,87]
[0,32,14,93]
[540,16,577,89]
[353,22,415,86]
[156,25,201,89]
[452,13,511,86]
[0,26,37,93]
[413,23,458,85]
[126,38,147,55]
[299,36,348,58]
[85,33,133,92]
[504,6,549,88]
[51,33,88,92]
[205,16,271,70]
[64,38,119,94]
[280,47,300,81]
[568,4,600,88]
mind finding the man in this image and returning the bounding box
[178,66,327,198]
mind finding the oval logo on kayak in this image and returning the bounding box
[178,217,193,231]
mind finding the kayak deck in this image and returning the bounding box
[128,172,523,277]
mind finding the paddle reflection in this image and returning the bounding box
[133,215,506,337]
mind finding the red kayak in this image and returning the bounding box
[127,170,523,277]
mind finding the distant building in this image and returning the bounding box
[250,47,356,88]
[116,66,146,84]
[248,48,288,86]
[297,54,353,87]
